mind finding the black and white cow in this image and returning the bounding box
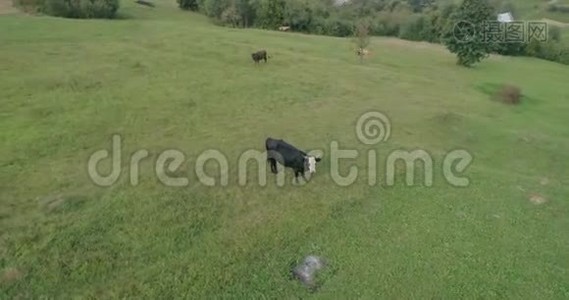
[251,50,269,64]
[265,137,322,181]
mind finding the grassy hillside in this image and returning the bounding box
[1,0,569,298]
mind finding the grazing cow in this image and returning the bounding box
[251,50,269,64]
[356,48,370,56]
[278,26,290,31]
[265,137,322,182]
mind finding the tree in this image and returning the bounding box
[352,19,371,62]
[235,0,255,27]
[442,0,495,67]
[221,1,242,27]
[283,0,313,32]
[254,0,285,29]
[178,0,199,11]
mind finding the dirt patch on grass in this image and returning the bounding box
[1,268,24,284]
[529,193,547,205]
[477,82,523,105]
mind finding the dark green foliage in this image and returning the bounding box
[442,0,495,67]
[11,0,46,13]
[254,0,286,29]
[525,39,569,65]
[283,0,313,32]
[399,14,436,41]
[13,0,119,18]
[177,0,199,11]
[44,0,119,18]
[548,25,561,43]
[236,0,255,27]
[325,17,354,37]
[493,41,526,56]
[200,0,229,18]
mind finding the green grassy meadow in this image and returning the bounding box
[1,0,569,298]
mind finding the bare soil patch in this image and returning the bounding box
[529,193,547,205]
[1,268,24,284]
[0,0,18,14]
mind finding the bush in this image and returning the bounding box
[177,0,198,11]
[493,41,527,56]
[12,0,45,13]
[398,14,422,41]
[495,84,521,105]
[548,25,561,43]
[43,0,119,18]
[372,10,412,37]
[525,39,569,65]
[398,14,436,41]
[324,18,354,37]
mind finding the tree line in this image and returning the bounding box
[177,0,569,66]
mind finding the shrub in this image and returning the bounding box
[324,18,354,37]
[398,14,432,41]
[373,10,412,37]
[177,0,199,11]
[398,14,420,40]
[310,16,327,35]
[548,25,561,43]
[493,41,527,56]
[200,0,229,19]
[495,84,521,105]
[43,0,119,18]
[12,0,45,13]
[524,39,569,65]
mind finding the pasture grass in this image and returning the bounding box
[1,0,569,298]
